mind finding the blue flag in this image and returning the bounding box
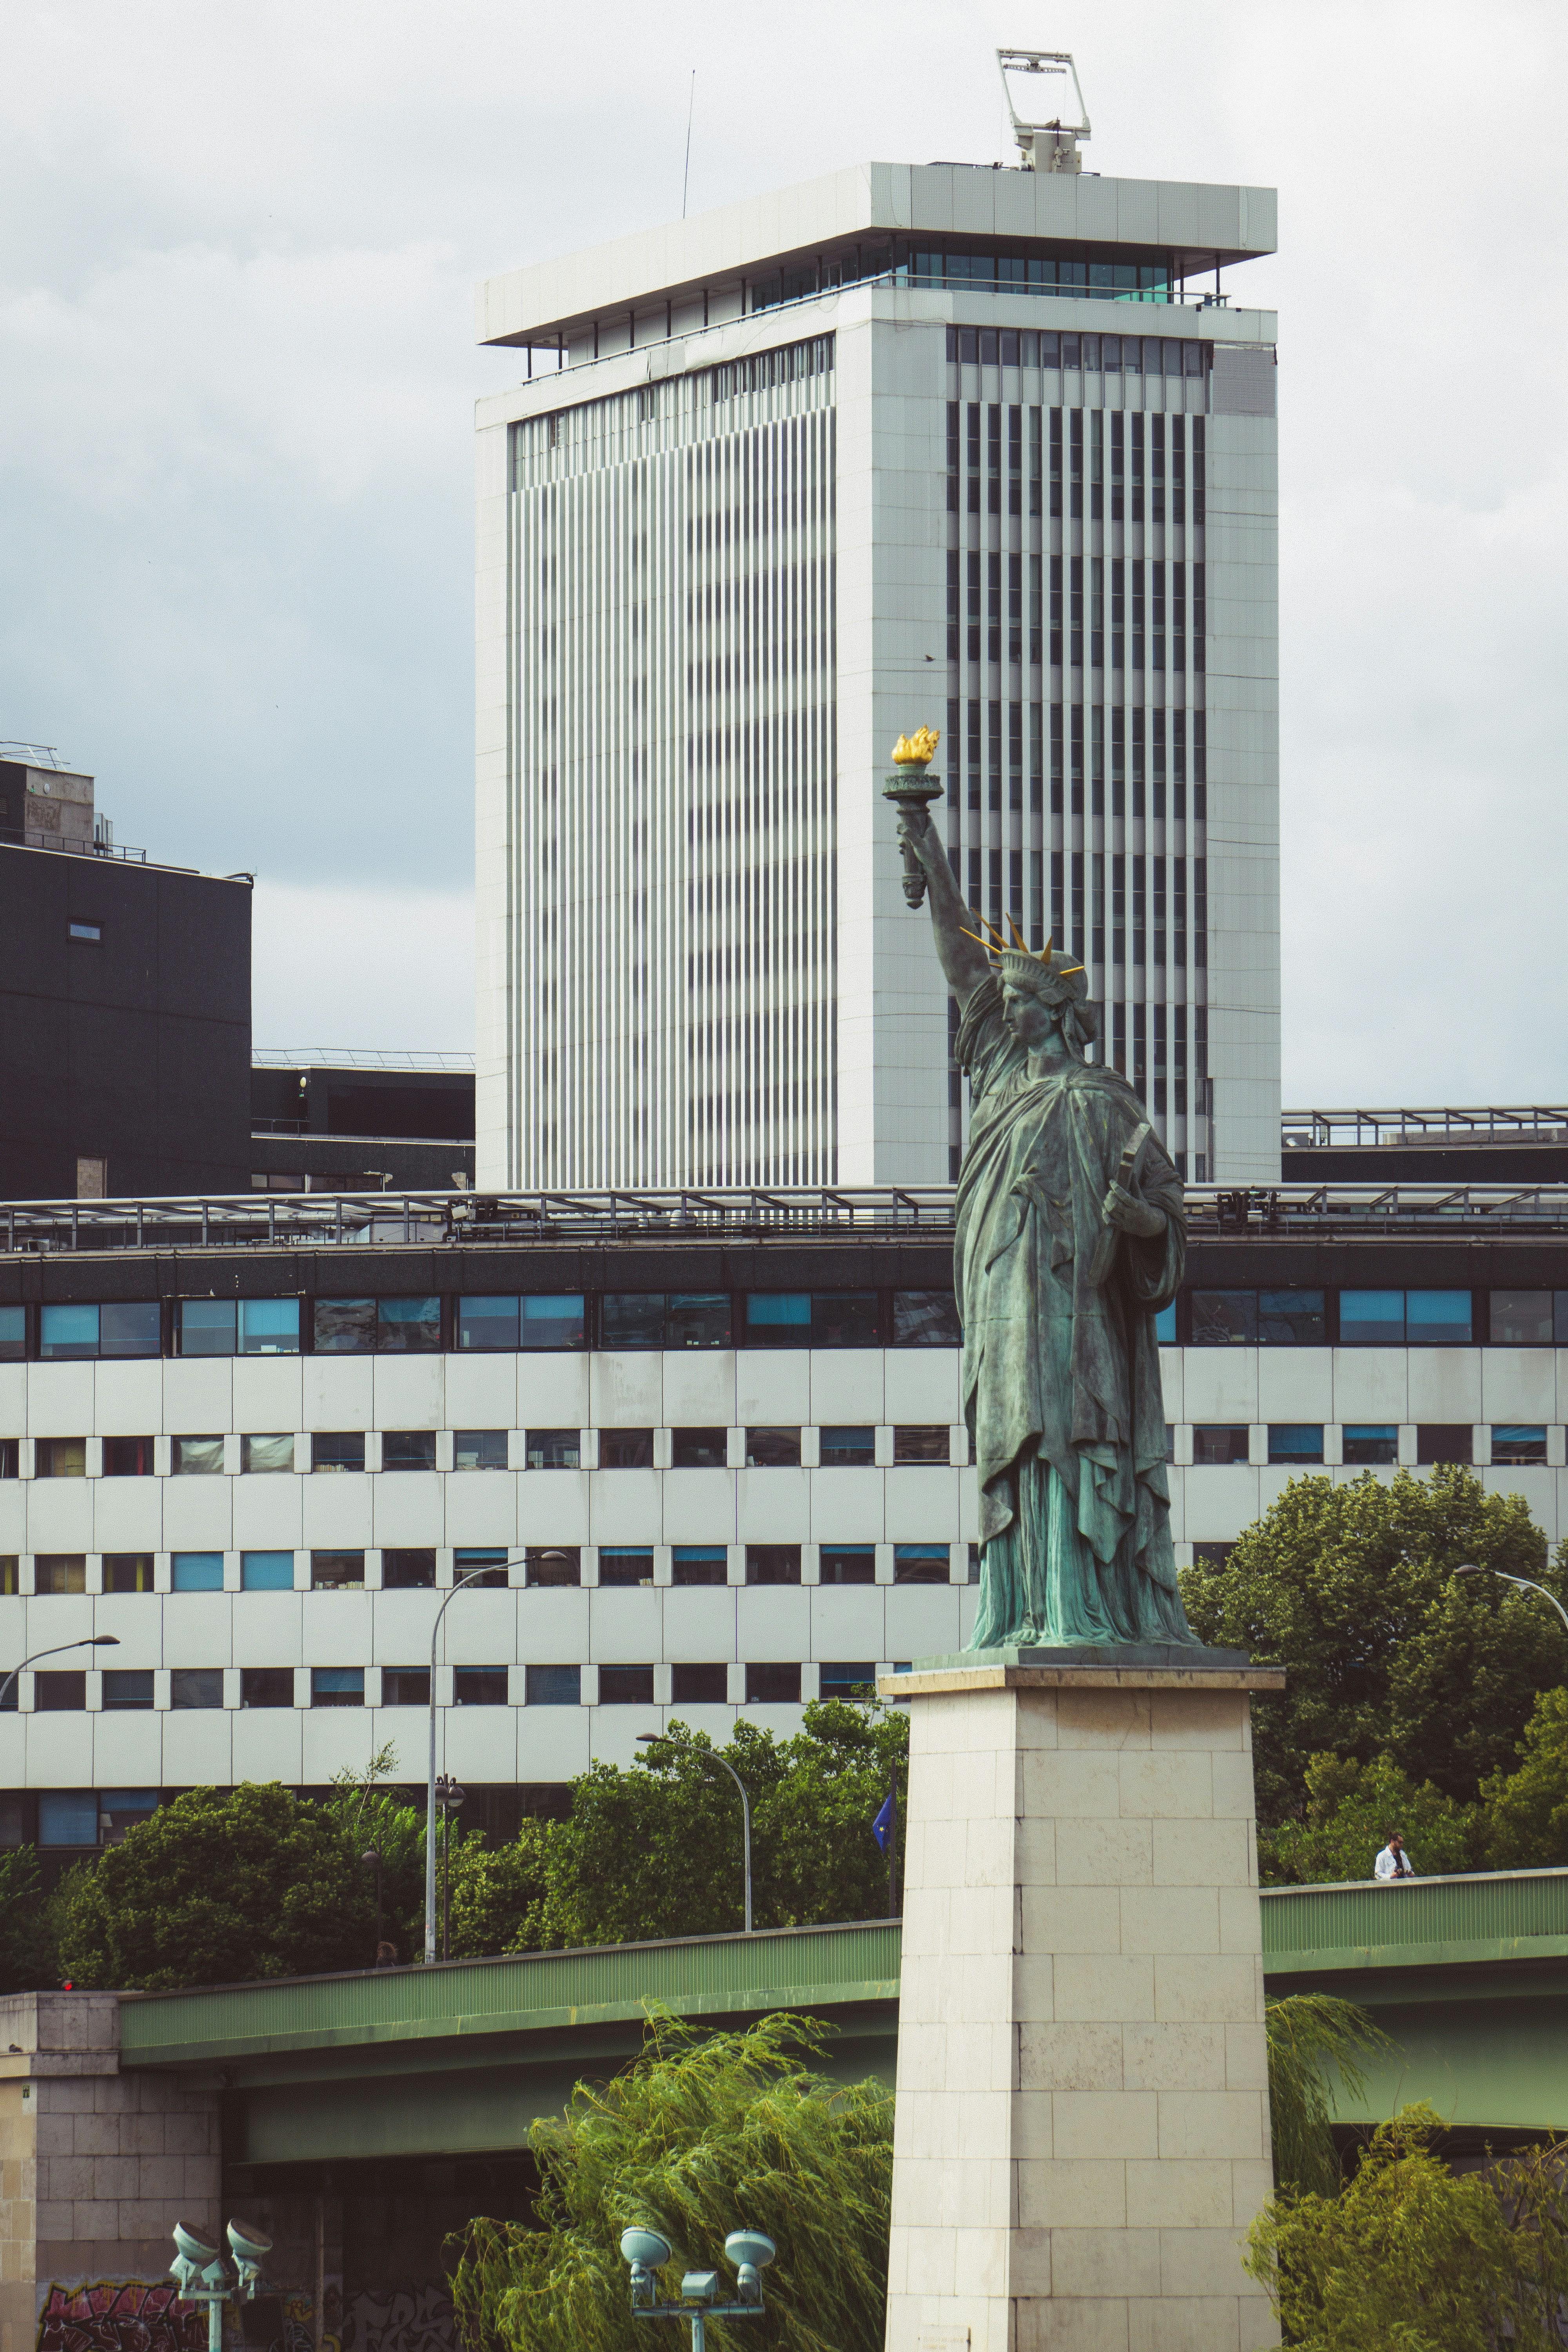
[872,1792,895,1852]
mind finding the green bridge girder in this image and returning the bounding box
[116,1874,1568,2165]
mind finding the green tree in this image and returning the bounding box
[55,1783,381,1990]
[1264,1994,1387,2197]
[448,2012,893,2352]
[1180,1466,1563,1825]
[445,1819,554,1958]
[1246,2102,1568,2349]
[0,1846,60,1993]
[540,1702,907,1948]
[1259,1753,1481,1887]
[1479,1684,1568,1870]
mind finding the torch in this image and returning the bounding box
[882,728,944,909]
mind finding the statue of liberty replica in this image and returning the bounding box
[887,731,1199,1650]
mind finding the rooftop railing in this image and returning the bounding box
[1284,1106,1568,1149]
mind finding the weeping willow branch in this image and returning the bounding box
[1266,1993,1389,2198]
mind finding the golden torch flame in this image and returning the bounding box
[891,726,941,767]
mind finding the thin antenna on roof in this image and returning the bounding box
[682,70,696,218]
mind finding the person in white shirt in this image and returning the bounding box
[1374,1831,1415,1881]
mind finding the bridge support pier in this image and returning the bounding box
[881,1655,1283,2352]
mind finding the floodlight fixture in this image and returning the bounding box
[996,48,1090,174]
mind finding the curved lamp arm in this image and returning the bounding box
[0,1634,119,1715]
[639,1734,752,1934]
[425,1563,518,1964]
[1455,1563,1568,1637]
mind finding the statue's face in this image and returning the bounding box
[1002,981,1057,1049]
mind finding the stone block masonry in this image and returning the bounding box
[880,1659,1284,2352]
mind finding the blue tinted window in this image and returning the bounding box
[747,1293,811,1329]
[241,1551,294,1590]
[312,1668,364,1705]
[172,1552,224,1592]
[820,1661,877,1698]
[1492,1426,1547,1465]
[1258,1290,1326,1345]
[101,1302,161,1358]
[1406,1289,1472,1345]
[0,1305,23,1360]
[379,1296,440,1351]
[521,1295,585,1349]
[1268,1425,1323,1464]
[894,1544,950,1583]
[1191,1292,1254,1345]
[1343,1425,1398,1466]
[40,1305,98,1360]
[38,1791,98,1847]
[526,1664,581,1706]
[179,1298,236,1355]
[458,1296,518,1350]
[239,1298,300,1355]
[1154,1302,1177,1343]
[1339,1291,1403,1345]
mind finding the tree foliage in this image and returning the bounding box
[1480,1684,1568,1871]
[1247,2102,1568,2350]
[1259,1753,1482,1887]
[447,2011,893,2352]
[1180,1466,1565,1826]
[0,1846,61,1993]
[1264,1994,1387,2198]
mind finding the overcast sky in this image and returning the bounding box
[2,0,1563,1102]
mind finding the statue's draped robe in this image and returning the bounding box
[955,976,1195,1647]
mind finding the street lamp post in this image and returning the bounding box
[361,1845,383,1955]
[0,1634,120,1713]
[621,2227,775,2352]
[637,1733,753,1933]
[168,2220,271,2352]
[425,1565,506,1964]
[1455,1563,1568,1635]
[435,1776,465,1959]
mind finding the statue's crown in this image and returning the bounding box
[960,916,1088,1006]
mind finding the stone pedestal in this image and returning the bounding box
[881,1653,1285,2352]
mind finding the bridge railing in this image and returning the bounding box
[1261,1866,1568,1975]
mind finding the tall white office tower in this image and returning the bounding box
[475,58,1279,1189]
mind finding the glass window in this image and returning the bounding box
[381,1667,430,1706]
[172,1435,223,1475]
[746,1662,800,1703]
[1343,1425,1398,1466]
[172,1553,223,1592]
[1191,1291,1257,1346]
[99,1302,162,1359]
[38,1791,98,1846]
[599,1548,653,1587]
[36,1670,86,1710]
[103,1435,154,1476]
[455,1548,509,1588]
[747,1426,800,1467]
[232,1297,296,1355]
[599,1428,654,1468]
[1154,1302,1177,1344]
[526,1664,581,1706]
[383,1549,436,1589]
[36,1437,86,1477]
[1407,1290,1472,1345]
[1418,1425,1473,1465]
[667,1292,731,1347]
[241,1667,294,1708]
[242,1433,294,1474]
[527,1428,580,1470]
[746,1292,811,1343]
[1555,1294,1568,1348]
[820,1427,875,1467]
[1193,1426,1249,1466]
[672,1546,727,1586]
[670,1427,726,1469]
[1259,1290,1327,1346]
[312,1431,365,1473]
[598,1663,655,1704]
[458,1296,519,1351]
[104,1553,153,1593]
[521,1295,585,1350]
[1339,1291,1404,1346]
[746,1544,801,1585]
[1492,1426,1547,1466]
[0,1306,24,1361]
[670,1662,727,1704]
[820,1662,877,1699]
[34,1556,85,1595]
[311,1551,365,1590]
[102,1670,154,1711]
[602,1294,665,1348]
[98,1789,159,1840]
[1491,1292,1553,1346]
[1192,1541,1234,1567]
[382,1430,436,1472]
[0,1440,15,1478]
[815,1293,880,1347]
[241,1551,294,1591]
[454,1429,508,1471]
[314,1299,377,1352]
[178,1299,237,1356]
[524,1546,580,1586]
[171,1666,224,1707]
[894,1544,950,1583]
[454,1666,508,1706]
[378,1297,440,1352]
[1267,1425,1323,1465]
[892,1290,961,1345]
[820,1546,875,1586]
[894,1425,950,1465]
[39,1304,101,1360]
[312,1668,364,1707]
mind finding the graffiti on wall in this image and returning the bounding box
[340,2285,455,2352]
[37,2281,209,2352]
